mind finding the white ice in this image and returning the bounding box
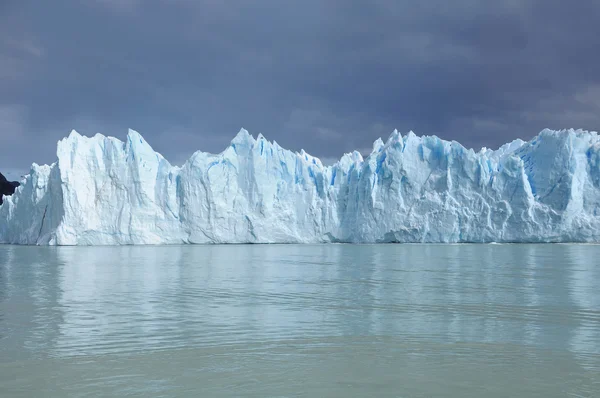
[2,127,600,245]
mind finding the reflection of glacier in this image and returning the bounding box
[0,243,598,368]
[40,244,600,361]
[3,128,600,244]
[55,246,187,355]
[53,245,347,355]
[1,244,599,395]
[567,245,600,371]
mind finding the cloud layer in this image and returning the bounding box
[1,0,599,172]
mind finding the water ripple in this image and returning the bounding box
[0,244,599,396]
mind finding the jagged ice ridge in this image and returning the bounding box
[2,127,600,245]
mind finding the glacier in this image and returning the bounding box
[2,127,600,245]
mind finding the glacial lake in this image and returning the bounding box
[0,244,599,397]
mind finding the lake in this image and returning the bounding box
[0,244,599,397]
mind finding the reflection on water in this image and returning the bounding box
[0,244,599,397]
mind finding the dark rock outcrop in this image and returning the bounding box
[0,172,20,205]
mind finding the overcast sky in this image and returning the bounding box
[1,0,600,177]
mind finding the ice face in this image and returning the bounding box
[2,127,600,245]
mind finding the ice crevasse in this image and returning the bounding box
[2,127,600,245]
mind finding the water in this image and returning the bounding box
[0,244,599,397]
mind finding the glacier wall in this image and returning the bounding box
[2,127,600,245]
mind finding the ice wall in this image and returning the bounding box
[2,128,600,245]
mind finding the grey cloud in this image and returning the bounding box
[1,0,599,173]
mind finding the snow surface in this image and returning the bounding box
[2,128,600,245]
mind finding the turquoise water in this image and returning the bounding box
[0,244,599,397]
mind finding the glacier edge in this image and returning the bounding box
[2,127,600,245]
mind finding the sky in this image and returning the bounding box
[2,0,600,178]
